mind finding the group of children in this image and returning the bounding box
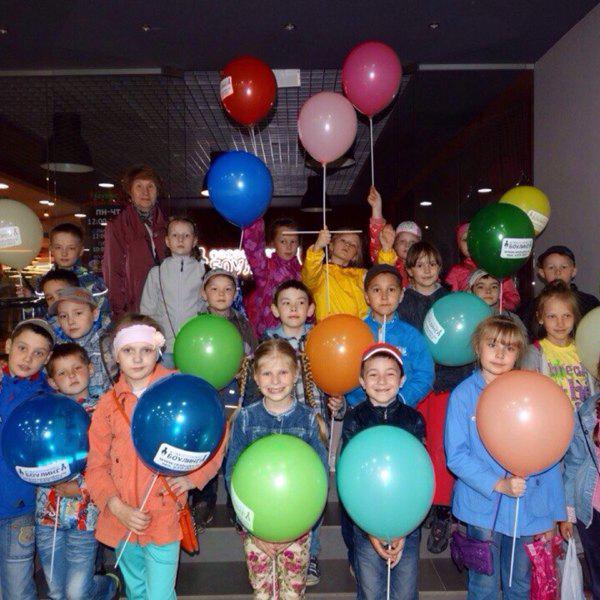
[1,174,599,600]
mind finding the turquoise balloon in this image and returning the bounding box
[423,292,492,366]
[337,426,434,540]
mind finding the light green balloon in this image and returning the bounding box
[575,307,600,376]
[231,434,328,542]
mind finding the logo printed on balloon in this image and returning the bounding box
[153,443,210,472]
[219,76,234,100]
[0,225,22,248]
[499,237,534,259]
[16,460,71,484]
[230,484,254,530]
[526,210,549,234]
[423,310,445,344]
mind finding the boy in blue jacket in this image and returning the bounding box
[0,318,55,599]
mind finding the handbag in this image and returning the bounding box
[111,392,199,554]
[525,535,563,600]
[558,538,585,600]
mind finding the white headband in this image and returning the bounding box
[113,324,165,356]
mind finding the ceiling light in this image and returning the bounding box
[429,22,439,30]
[200,189,209,197]
[41,112,94,173]
[420,201,432,207]
[283,22,296,31]
[100,222,107,227]
[477,187,493,194]
[74,213,87,218]
[0,183,9,189]
[47,201,55,206]
[141,24,151,32]
[43,212,49,218]
[425,225,430,230]
[39,199,51,205]
[98,182,114,188]
[0,28,8,36]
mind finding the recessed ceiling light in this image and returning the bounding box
[141,24,151,32]
[74,213,87,218]
[201,189,210,198]
[283,22,296,31]
[429,22,439,30]
[39,199,51,205]
[98,182,114,188]
[0,28,8,36]
[43,212,50,218]
[0,182,9,189]
[477,187,493,194]
[47,201,55,207]
[420,201,433,207]
[100,221,107,227]
[425,225,430,230]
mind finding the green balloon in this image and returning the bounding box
[173,314,244,389]
[467,203,534,278]
[231,434,328,542]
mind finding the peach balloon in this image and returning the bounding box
[305,314,374,396]
[476,370,574,477]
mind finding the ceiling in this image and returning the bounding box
[0,1,596,209]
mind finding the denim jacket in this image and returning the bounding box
[563,392,600,527]
[225,399,328,491]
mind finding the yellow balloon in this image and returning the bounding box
[499,185,550,235]
[0,199,43,269]
[575,307,600,376]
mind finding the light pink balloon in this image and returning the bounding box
[342,41,402,117]
[298,92,358,165]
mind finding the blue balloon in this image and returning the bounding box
[207,150,273,228]
[131,373,226,476]
[1,393,90,485]
[337,426,434,540]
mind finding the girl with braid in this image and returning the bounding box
[226,339,329,598]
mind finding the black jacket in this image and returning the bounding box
[341,398,426,451]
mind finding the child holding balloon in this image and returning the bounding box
[301,227,368,321]
[522,281,597,409]
[226,338,328,599]
[86,314,226,600]
[445,315,566,598]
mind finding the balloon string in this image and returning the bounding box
[386,556,391,600]
[49,493,61,584]
[239,229,244,251]
[381,313,387,343]
[272,558,277,599]
[114,472,158,569]
[323,164,331,317]
[249,126,258,155]
[499,279,504,314]
[369,117,375,188]
[508,495,520,587]
[328,414,335,472]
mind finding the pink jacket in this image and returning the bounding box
[242,218,301,337]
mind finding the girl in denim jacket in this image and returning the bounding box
[225,339,328,599]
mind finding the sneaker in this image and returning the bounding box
[306,556,321,586]
[106,571,121,599]
[427,512,451,554]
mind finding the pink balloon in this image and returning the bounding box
[298,92,358,165]
[342,41,402,117]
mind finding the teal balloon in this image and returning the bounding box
[423,292,492,366]
[337,426,434,540]
[231,434,328,542]
[173,314,244,389]
[467,203,534,278]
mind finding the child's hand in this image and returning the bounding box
[108,497,152,535]
[52,480,81,498]
[559,521,573,540]
[164,476,195,496]
[327,396,344,414]
[314,228,331,251]
[380,224,396,251]
[495,476,526,498]
[367,186,383,218]
[368,535,405,561]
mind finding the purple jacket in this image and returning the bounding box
[242,218,301,337]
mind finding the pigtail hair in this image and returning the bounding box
[300,351,329,447]
[231,356,253,424]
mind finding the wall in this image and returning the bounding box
[534,4,600,294]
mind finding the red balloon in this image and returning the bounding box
[220,56,277,126]
[476,370,574,477]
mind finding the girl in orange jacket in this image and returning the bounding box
[86,314,226,600]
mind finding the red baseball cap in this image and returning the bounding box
[361,342,403,367]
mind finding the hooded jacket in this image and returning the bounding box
[140,255,206,352]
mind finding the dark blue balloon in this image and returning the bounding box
[1,393,90,485]
[131,373,225,476]
[207,150,273,228]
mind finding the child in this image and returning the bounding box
[47,223,110,316]
[36,343,118,599]
[140,216,206,368]
[342,343,426,600]
[49,286,113,397]
[86,314,226,600]
[302,227,367,322]
[466,269,528,340]
[520,245,600,333]
[522,281,597,409]
[242,217,302,337]
[561,359,600,599]
[445,315,566,598]
[37,267,80,332]
[445,222,520,311]
[225,338,328,599]
[397,242,474,554]
[367,186,420,288]
[0,318,55,600]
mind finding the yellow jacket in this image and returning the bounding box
[301,246,368,322]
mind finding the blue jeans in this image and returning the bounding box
[309,513,323,558]
[354,525,420,600]
[466,524,533,600]
[36,525,117,600]
[0,513,36,600]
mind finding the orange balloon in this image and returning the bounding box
[476,370,574,477]
[305,314,375,396]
